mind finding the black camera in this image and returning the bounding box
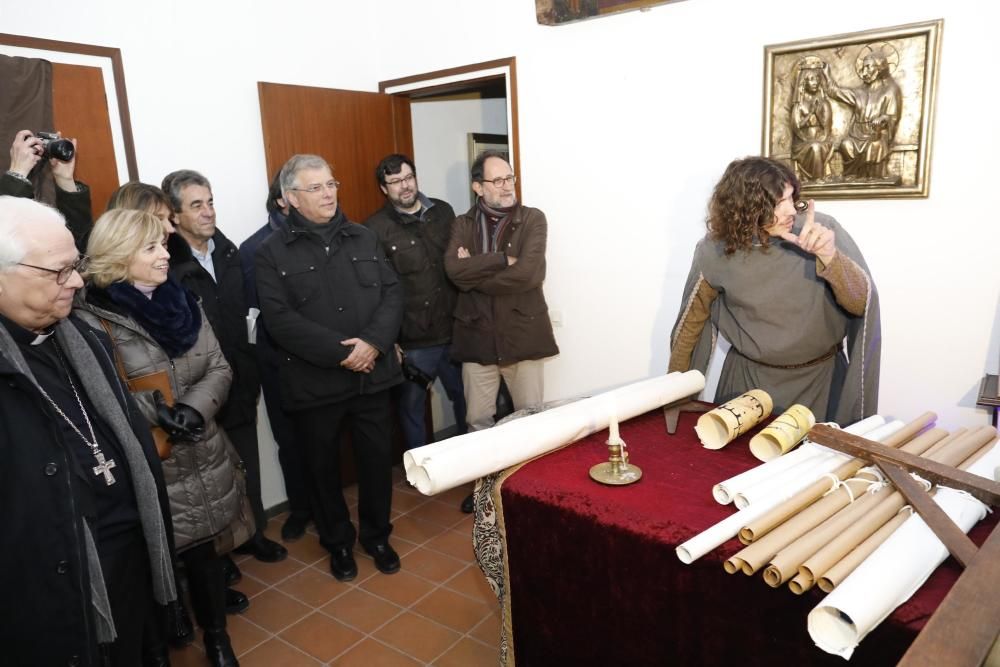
[401,357,434,389]
[33,131,75,162]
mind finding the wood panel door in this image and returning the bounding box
[257,83,413,223]
[51,62,119,220]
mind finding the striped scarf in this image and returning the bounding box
[476,198,518,253]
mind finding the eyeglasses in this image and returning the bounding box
[289,180,340,194]
[18,255,90,285]
[479,175,517,188]
[384,173,416,187]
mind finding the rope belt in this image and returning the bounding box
[733,344,840,370]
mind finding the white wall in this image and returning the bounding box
[376,0,1000,431]
[2,0,998,510]
[411,97,509,213]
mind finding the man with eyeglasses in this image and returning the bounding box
[255,154,405,581]
[363,154,469,506]
[161,169,287,574]
[0,196,176,666]
[445,151,559,440]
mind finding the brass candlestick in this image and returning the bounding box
[590,436,643,486]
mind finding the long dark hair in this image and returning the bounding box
[707,157,802,255]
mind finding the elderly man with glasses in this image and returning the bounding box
[444,151,559,460]
[254,154,404,581]
[0,196,176,666]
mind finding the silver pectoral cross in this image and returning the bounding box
[92,451,117,486]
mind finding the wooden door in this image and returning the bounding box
[51,62,119,220]
[257,83,413,223]
[257,83,417,484]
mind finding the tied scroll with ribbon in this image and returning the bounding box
[695,389,773,450]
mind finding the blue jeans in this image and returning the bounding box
[399,344,467,449]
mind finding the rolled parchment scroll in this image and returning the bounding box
[749,404,816,462]
[404,371,706,495]
[695,390,773,450]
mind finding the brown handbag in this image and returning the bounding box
[97,318,174,460]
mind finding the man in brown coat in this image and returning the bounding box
[444,151,558,432]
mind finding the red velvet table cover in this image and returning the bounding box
[496,407,998,666]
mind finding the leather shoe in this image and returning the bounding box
[225,587,250,615]
[234,533,288,563]
[281,513,310,542]
[461,493,475,514]
[203,628,240,667]
[166,600,194,648]
[222,554,242,586]
[365,542,401,575]
[329,547,358,581]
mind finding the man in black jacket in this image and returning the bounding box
[161,169,286,564]
[0,196,176,666]
[255,154,404,580]
[364,154,469,510]
[364,154,466,447]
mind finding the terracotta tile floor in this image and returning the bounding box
[169,469,500,666]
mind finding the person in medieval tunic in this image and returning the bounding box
[668,156,880,424]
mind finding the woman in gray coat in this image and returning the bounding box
[75,208,242,667]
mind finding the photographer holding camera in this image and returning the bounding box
[2,129,92,251]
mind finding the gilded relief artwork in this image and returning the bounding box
[763,20,942,198]
[535,0,681,26]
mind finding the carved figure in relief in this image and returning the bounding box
[823,45,903,180]
[790,57,834,182]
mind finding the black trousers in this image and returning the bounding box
[225,422,267,533]
[294,391,394,552]
[180,540,227,632]
[99,529,152,666]
[259,348,312,518]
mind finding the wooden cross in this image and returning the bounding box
[808,424,1000,667]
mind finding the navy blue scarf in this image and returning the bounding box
[107,276,201,358]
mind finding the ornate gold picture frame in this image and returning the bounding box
[762,20,942,199]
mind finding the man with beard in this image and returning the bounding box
[364,156,467,447]
[444,151,559,439]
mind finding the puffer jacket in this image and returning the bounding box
[74,285,241,550]
[363,197,458,349]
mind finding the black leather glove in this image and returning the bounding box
[172,403,205,438]
[153,391,204,440]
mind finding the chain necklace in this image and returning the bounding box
[33,342,117,486]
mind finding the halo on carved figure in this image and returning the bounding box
[855,41,900,77]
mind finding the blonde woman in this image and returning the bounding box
[75,209,242,667]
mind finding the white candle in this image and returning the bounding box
[608,404,620,444]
